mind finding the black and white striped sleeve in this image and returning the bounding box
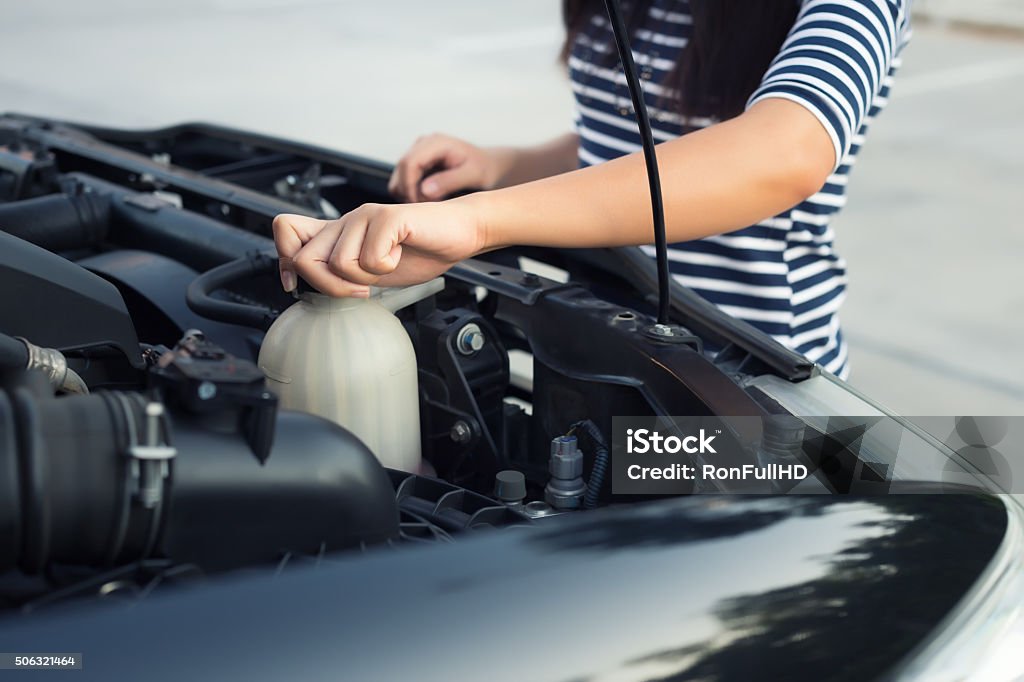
[748,0,910,170]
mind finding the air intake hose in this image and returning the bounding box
[0,333,28,370]
[0,192,110,252]
[0,369,399,575]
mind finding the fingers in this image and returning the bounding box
[389,134,469,203]
[326,207,404,284]
[389,136,438,201]
[360,211,404,277]
[388,141,420,201]
[389,155,426,203]
[290,205,405,295]
[291,218,371,297]
[327,216,374,284]
[272,213,329,292]
[419,165,477,201]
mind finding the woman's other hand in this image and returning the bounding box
[388,133,510,203]
[273,199,487,296]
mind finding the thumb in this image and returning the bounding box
[420,165,477,200]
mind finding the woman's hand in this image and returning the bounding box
[389,133,511,203]
[273,199,487,296]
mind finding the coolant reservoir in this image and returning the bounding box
[257,279,444,472]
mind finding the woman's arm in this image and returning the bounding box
[470,99,834,250]
[274,99,834,296]
[485,132,581,189]
[389,132,579,202]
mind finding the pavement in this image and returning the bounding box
[0,1,1022,415]
[915,0,1024,33]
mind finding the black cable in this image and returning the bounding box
[602,0,672,325]
[571,420,610,510]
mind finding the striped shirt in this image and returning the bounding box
[569,0,912,379]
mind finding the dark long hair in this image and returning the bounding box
[562,0,800,121]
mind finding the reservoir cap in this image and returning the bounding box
[494,470,527,505]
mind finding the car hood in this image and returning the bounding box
[0,492,1007,682]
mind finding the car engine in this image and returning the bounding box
[0,113,817,612]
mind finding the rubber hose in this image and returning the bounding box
[0,192,110,252]
[185,251,279,331]
[0,333,28,370]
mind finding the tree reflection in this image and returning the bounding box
[637,495,1006,682]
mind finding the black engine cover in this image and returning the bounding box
[0,232,143,367]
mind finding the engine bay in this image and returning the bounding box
[0,113,818,612]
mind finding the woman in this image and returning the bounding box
[274,0,912,379]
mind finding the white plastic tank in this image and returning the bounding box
[257,279,444,472]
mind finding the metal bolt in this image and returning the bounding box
[522,273,542,288]
[456,323,485,355]
[139,402,165,508]
[197,381,217,400]
[523,500,559,518]
[450,420,473,444]
[145,402,163,446]
[650,323,675,337]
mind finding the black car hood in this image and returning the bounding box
[0,493,1006,682]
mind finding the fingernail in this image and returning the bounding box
[352,288,370,298]
[281,269,296,292]
[422,180,438,197]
